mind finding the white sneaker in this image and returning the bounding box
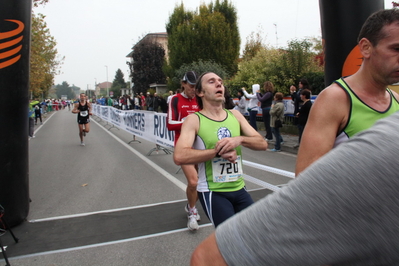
[185,204,200,221]
[80,142,85,146]
[187,214,199,231]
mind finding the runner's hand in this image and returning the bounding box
[220,150,237,163]
[215,137,241,155]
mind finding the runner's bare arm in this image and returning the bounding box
[173,114,219,165]
[295,84,349,176]
[71,103,79,114]
[190,232,227,266]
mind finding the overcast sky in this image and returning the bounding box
[35,0,394,90]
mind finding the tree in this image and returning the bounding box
[242,31,266,61]
[111,69,126,96]
[55,81,75,99]
[166,0,240,81]
[130,39,166,94]
[33,0,49,7]
[169,59,229,90]
[30,11,63,99]
[229,37,324,95]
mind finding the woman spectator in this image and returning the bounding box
[270,92,285,152]
[257,81,274,141]
[296,89,312,145]
[224,89,235,109]
[234,90,246,115]
[126,95,133,110]
[242,84,260,130]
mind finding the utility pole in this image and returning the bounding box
[273,23,278,48]
[105,65,109,97]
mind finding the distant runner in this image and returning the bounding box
[72,93,92,146]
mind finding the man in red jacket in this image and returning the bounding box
[167,71,201,230]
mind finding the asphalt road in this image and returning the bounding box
[2,108,297,266]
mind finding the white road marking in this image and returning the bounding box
[243,160,295,179]
[9,224,213,261]
[92,118,187,191]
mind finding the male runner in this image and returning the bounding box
[296,8,399,175]
[167,71,201,230]
[174,72,267,228]
[72,93,92,146]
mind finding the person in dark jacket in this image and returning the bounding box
[257,81,275,141]
[296,89,312,144]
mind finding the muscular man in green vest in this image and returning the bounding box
[296,9,399,176]
[174,72,267,228]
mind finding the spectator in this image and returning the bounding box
[34,99,42,125]
[159,95,168,113]
[257,81,274,141]
[269,92,284,152]
[153,92,160,112]
[242,84,260,131]
[167,90,174,104]
[234,90,246,115]
[296,89,312,144]
[140,92,146,110]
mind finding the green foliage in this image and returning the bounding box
[229,37,324,96]
[33,0,49,7]
[30,13,63,99]
[131,40,166,94]
[242,31,266,61]
[111,69,126,97]
[169,59,229,90]
[166,0,240,80]
[55,81,75,99]
[300,72,325,95]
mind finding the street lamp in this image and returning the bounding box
[105,65,109,97]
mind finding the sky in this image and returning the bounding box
[35,0,394,90]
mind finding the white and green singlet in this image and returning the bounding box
[193,109,245,193]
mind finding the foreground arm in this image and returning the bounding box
[295,85,348,175]
[193,112,399,265]
[174,114,219,165]
[190,233,227,266]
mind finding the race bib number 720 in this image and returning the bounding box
[212,156,243,183]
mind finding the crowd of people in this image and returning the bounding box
[28,98,75,138]
[96,92,169,113]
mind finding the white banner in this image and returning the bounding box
[92,105,175,148]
